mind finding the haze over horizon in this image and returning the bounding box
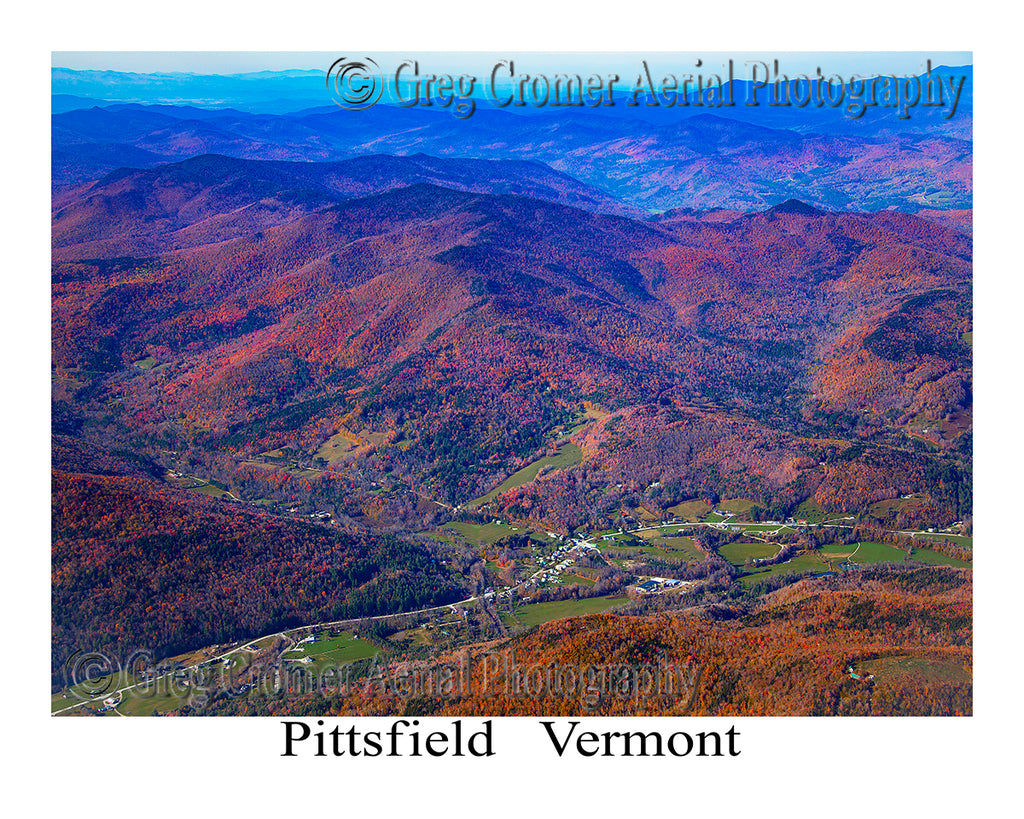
[52,52,972,83]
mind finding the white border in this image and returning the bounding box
[11,1,1018,813]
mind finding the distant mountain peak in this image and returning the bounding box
[766,199,822,216]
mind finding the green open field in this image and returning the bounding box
[514,595,628,627]
[667,499,713,521]
[315,429,360,463]
[564,405,608,435]
[51,692,83,713]
[289,467,324,478]
[794,498,855,524]
[603,533,702,563]
[54,666,205,716]
[362,431,388,447]
[739,552,828,586]
[820,541,907,565]
[868,495,931,520]
[794,498,828,523]
[441,520,518,546]
[635,534,705,562]
[904,409,971,448]
[719,541,779,566]
[631,505,661,522]
[469,442,582,507]
[856,654,971,685]
[165,470,232,499]
[914,532,973,548]
[189,482,230,498]
[815,540,969,569]
[907,547,972,568]
[718,498,757,515]
[118,686,194,716]
[282,631,379,671]
[129,356,170,375]
[388,626,434,647]
[52,669,140,713]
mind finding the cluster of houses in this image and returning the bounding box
[524,543,587,587]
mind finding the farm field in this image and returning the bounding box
[868,495,931,520]
[817,541,971,569]
[904,409,972,447]
[513,595,628,627]
[315,429,360,463]
[563,405,608,435]
[52,669,140,712]
[629,505,661,522]
[719,541,779,566]
[243,635,280,651]
[739,552,828,586]
[51,692,81,713]
[441,520,519,546]
[636,534,705,561]
[667,499,713,521]
[362,431,388,447]
[820,541,908,565]
[189,481,231,498]
[469,442,582,507]
[718,498,757,515]
[56,666,205,716]
[907,547,972,568]
[118,686,194,716]
[605,536,702,563]
[388,626,435,647]
[856,654,971,685]
[793,497,828,522]
[914,532,973,548]
[561,572,596,587]
[282,631,379,671]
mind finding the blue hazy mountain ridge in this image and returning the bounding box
[52,95,972,212]
[51,64,972,129]
[52,64,972,211]
[53,93,115,113]
[51,67,327,113]
[50,64,972,145]
[591,65,972,131]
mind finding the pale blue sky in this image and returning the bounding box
[53,51,971,77]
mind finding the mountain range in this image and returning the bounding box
[52,82,972,212]
[53,149,971,518]
[51,78,973,710]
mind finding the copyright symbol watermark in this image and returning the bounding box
[64,650,117,699]
[327,57,383,110]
